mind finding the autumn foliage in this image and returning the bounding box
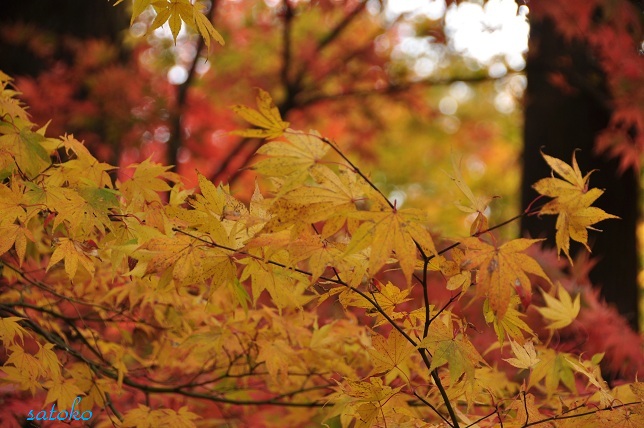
[0,2,642,428]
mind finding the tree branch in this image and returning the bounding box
[167,0,218,169]
[298,73,493,107]
[291,0,368,90]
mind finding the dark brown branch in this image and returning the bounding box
[422,259,432,338]
[281,0,294,93]
[413,390,453,427]
[2,261,122,313]
[522,401,640,427]
[0,304,332,408]
[171,226,465,424]
[429,202,546,262]
[464,406,500,427]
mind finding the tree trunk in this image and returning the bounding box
[0,0,130,167]
[521,17,640,331]
[0,0,128,76]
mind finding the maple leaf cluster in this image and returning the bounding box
[532,151,618,262]
[115,0,224,49]
[1,65,640,428]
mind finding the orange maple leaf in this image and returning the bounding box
[462,237,550,320]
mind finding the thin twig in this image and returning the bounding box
[413,390,454,427]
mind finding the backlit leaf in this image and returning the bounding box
[368,330,414,378]
[462,237,550,320]
[231,89,289,139]
[483,296,533,344]
[346,207,435,285]
[503,339,540,369]
[535,282,580,330]
[47,237,96,279]
[533,152,618,262]
[252,130,328,193]
[0,317,29,346]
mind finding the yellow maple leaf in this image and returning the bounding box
[0,317,30,346]
[146,0,224,48]
[533,151,618,262]
[0,222,34,266]
[166,172,242,248]
[257,339,291,383]
[1,364,42,395]
[342,377,402,402]
[193,171,244,220]
[118,158,179,209]
[0,71,29,121]
[59,134,115,188]
[286,232,341,283]
[449,153,497,235]
[328,378,406,428]
[529,348,576,395]
[240,257,312,308]
[192,3,225,49]
[125,0,151,25]
[231,88,289,139]
[368,330,414,378]
[462,237,550,320]
[136,234,232,287]
[42,185,116,239]
[374,282,413,315]
[437,249,472,293]
[506,392,544,427]
[0,182,26,224]
[122,404,199,428]
[43,378,85,410]
[565,355,613,407]
[345,207,435,285]
[0,123,52,179]
[596,405,644,428]
[278,166,363,229]
[483,296,534,344]
[252,130,328,194]
[503,339,540,369]
[535,282,580,330]
[631,382,644,400]
[47,237,96,279]
[553,191,618,258]
[170,407,201,427]
[36,343,62,381]
[122,404,157,428]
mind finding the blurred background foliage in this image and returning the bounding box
[131,0,530,239]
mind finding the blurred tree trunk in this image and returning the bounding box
[521,17,640,331]
[0,0,128,76]
[0,0,129,167]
